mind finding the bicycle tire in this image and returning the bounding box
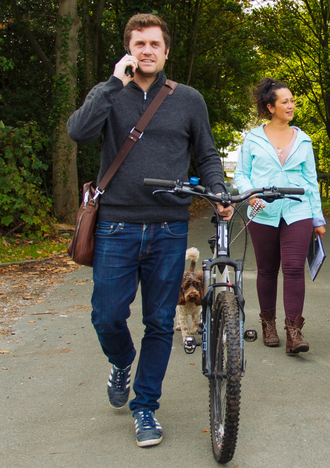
[209,290,241,463]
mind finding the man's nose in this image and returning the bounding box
[142,43,152,54]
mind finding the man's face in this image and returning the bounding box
[129,26,169,78]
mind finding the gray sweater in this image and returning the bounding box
[67,71,225,223]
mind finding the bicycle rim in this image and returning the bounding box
[209,290,241,463]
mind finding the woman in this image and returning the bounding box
[234,78,326,354]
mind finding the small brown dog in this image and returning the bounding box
[176,247,204,343]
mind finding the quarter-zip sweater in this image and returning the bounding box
[234,125,325,227]
[67,71,224,223]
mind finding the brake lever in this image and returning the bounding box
[152,188,192,199]
[259,194,302,203]
[152,189,175,195]
[286,196,302,202]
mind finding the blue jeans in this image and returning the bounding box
[91,221,188,411]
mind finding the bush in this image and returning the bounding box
[0,120,54,237]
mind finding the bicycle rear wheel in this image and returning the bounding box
[209,290,241,463]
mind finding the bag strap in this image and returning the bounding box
[97,79,178,194]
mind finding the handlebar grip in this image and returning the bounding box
[144,178,176,188]
[277,187,305,195]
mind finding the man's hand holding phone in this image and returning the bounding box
[113,51,138,86]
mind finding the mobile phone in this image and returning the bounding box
[125,48,134,77]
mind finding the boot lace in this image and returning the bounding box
[285,324,303,342]
[260,317,278,338]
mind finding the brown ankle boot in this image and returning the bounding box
[284,316,309,354]
[259,312,280,347]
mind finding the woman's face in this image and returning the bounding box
[267,88,295,122]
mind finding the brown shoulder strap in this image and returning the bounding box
[97,79,178,193]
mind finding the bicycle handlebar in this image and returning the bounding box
[144,178,177,189]
[276,187,304,195]
[143,178,304,203]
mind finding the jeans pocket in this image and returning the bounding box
[96,222,124,237]
[163,221,188,238]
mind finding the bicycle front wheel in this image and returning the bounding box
[209,290,241,463]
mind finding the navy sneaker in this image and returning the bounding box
[133,409,163,447]
[107,364,131,409]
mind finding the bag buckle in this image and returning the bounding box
[93,187,104,200]
[129,127,144,141]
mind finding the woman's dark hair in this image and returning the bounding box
[253,78,290,119]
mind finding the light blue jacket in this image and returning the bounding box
[234,125,325,227]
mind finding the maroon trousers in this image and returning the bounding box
[248,218,313,322]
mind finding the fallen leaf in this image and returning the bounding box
[29,320,36,323]
[203,429,209,433]
[2,367,8,370]
[0,350,9,354]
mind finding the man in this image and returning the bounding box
[67,13,232,448]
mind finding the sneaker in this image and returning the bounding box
[133,409,163,447]
[107,364,131,409]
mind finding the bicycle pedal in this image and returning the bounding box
[183,336,197,354]
[244,329,258,342]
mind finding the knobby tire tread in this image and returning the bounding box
[209,290,241,463]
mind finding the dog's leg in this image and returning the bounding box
[189,306,201,335]
[180,312,189,343]
[175,306,182,331]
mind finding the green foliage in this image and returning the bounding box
[0,120,54,237]
[250,0,330,182]
[212,124,243,157]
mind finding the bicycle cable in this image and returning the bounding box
[229,199,263,246]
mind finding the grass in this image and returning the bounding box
[322,197,330,217]
[0,236,71,264]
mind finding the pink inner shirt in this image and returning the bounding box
[263,125,298,166]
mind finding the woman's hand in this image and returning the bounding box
[249,197,265,209]
[314,225,326,240]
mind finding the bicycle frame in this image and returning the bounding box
[201,219,245,378]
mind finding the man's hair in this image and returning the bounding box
[124,13,171,52]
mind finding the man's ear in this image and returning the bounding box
[165,48,170,60]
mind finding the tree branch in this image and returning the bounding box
[10,0,55,79]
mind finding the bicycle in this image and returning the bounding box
[144,177,304,464]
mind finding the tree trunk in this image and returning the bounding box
[53,0,81,224]
[81,0,94,92]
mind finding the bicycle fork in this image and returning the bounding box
[201,256,246,377]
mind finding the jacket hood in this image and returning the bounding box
[248,124,311,146]
[245,125,312,165]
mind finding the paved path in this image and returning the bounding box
[1,209,330,468]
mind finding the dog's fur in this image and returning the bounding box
[176,247,204,342]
